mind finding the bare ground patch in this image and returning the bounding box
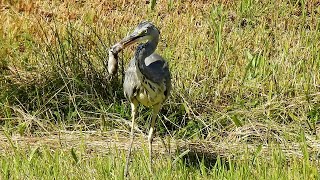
[0,130,319,162]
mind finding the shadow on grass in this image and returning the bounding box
[177,146,230,170]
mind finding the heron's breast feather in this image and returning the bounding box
[136,79,166,107]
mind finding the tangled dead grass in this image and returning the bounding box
[1,129,319,162]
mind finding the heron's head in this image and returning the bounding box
[110,21,160,53]
[108,21,159,75]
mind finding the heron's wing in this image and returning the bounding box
[144,53,171,84]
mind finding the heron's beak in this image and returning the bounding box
[120,34,141,48]
[111,33,144,54]
[120,34,142,48]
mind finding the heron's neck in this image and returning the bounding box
[135,37,159,74]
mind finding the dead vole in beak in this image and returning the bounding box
[107,49,118,75]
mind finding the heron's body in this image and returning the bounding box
[108,21,171,177]
[124,53,171,107]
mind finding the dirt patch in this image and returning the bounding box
[0,130,319,162]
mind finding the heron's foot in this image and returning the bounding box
[149,165,153,175]
[124,151,132,177]
[124,163,129,177]
[149,154,154,174]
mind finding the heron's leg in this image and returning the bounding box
[124,100,138,177]
[148,103,162,174]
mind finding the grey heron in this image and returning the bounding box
[108,21,171,176]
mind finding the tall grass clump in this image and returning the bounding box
[0,16,126,132]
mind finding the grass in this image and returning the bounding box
[0,0,320,179]
[0,133,319,179]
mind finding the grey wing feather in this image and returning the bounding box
[145,53,171,97]
[144,54,171,83]
[123,60,139,101]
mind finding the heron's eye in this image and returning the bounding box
[144,30,148,34]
